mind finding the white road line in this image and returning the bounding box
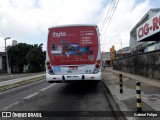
[23,92,39,100]
[39,83,57,92]
[1,83,57,111]
[1,101,21,111]
[23,83,56,99]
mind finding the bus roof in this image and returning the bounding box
[48,24,98,30]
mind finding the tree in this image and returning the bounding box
[7,43,46,73]
[7,43,32,73]
[26,44,45,73]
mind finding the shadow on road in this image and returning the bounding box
[60,81,101,95]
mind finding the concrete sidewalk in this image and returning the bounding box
[0,73,45,91]
[102,67,160,120]
[0,74,45,87]
[0,72,45,82]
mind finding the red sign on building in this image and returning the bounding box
[137,11,160,41]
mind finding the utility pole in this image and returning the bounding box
[4,37,11,74]
[102,47,105,68]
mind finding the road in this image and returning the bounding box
[0,74,116,120]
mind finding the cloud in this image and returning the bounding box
[0,0,106,51]
[0,0,159,52]
[100,0,156,52]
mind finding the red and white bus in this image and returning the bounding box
[46,24,101,83]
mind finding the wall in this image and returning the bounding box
[113,50,160,80]
[0,56,2,73]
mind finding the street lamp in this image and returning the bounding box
[4,37,11,74]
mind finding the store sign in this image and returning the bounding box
[137,11,160,41]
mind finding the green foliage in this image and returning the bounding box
[7,43,46,73]
[26,44,45,73]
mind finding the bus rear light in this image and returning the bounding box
[48,65,51,69]
[95,64,100,68]
[95,60,100,68]
[47,61,50,65]
[96,60,100,64]
[49,69,54,73]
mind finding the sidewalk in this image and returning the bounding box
[102,67,160,120]
[0,72,45,91]
[0,72,45,82]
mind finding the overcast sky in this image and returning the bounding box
[0,0,160,52]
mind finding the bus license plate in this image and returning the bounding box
[69,66,78,70]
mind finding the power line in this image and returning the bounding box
[101,0,119,40]
[100,0,116,33]
[100,0,114,31]
[103,0,119,37]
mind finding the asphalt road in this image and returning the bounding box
[0,78,116,120]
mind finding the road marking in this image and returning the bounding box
[1,101,21,111]
[22,83,56,99]
[39,83,57,92]
[1,82,57,111]
[23,92,39,100]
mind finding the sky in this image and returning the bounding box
[0,0,160,52]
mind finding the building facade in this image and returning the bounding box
[12,40,17,46]
[130,8,160,55]
[102,52,110,67]
[116,47,130,58]
[0,52,6,73]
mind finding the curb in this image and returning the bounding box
[0,75,45,91]
[102,81,126,120]
[102,79,137,120]
[102,70,160,120]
